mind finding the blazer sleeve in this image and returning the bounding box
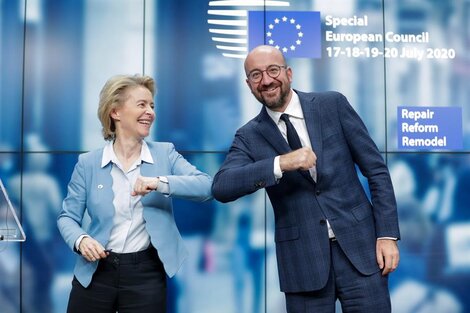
[212,128,278,203]
[57,154,88,251]
[164,143,213,202]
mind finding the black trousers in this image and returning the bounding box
[67,246,167,313]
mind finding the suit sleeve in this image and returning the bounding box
[212,128,278,203]
[336,93,400,239]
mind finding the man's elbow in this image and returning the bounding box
[211,181,234,203]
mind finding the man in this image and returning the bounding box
[212,45,400,312]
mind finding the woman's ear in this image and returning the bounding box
[110,109,120,121]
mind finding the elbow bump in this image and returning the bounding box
[211,187,231,203]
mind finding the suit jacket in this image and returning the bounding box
[58,141,212,288]
[212,91,400,293]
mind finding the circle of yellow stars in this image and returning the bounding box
[266,16,303,53]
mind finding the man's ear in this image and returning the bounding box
[287,67,293,83]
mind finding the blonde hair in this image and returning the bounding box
[98,74,156,141]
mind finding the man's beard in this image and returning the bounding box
[256,84,289,110]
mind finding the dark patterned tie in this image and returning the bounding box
[280,113,302,150]
[280,114,314,183]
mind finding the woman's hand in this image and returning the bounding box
[132,176,159,196]
[79,237,109,262]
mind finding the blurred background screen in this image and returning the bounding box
[1,0,469,312]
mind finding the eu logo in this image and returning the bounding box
[248,11,321,58]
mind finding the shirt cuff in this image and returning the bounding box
[157,176,170,196]
[75,234,89,253]
[377,237,398,240]
[274,156,283,180]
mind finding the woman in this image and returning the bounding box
[57,74,212,313]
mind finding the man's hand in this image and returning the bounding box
[376,239,399,275]
[279,147,316,172]
[79,237,109,262]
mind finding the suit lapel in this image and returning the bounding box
[255,107,291,155]
[298,91,323,182]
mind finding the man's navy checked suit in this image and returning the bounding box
[212,90,400,293]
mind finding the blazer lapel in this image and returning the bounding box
[92,150,115,245]
[298,91,323,183]
[139,153,159,208]
[95,149,114,199]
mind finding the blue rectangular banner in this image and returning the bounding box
[397,106,463,150]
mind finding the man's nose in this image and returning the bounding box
[260,71,275,84]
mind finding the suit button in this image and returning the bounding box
[254,181,265,188]
[316,190,321,195]
[319,219,326,225]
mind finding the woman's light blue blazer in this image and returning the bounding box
[57,141,213,287]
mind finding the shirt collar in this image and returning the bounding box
[266,90,304,124]
[101,140,154,168]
